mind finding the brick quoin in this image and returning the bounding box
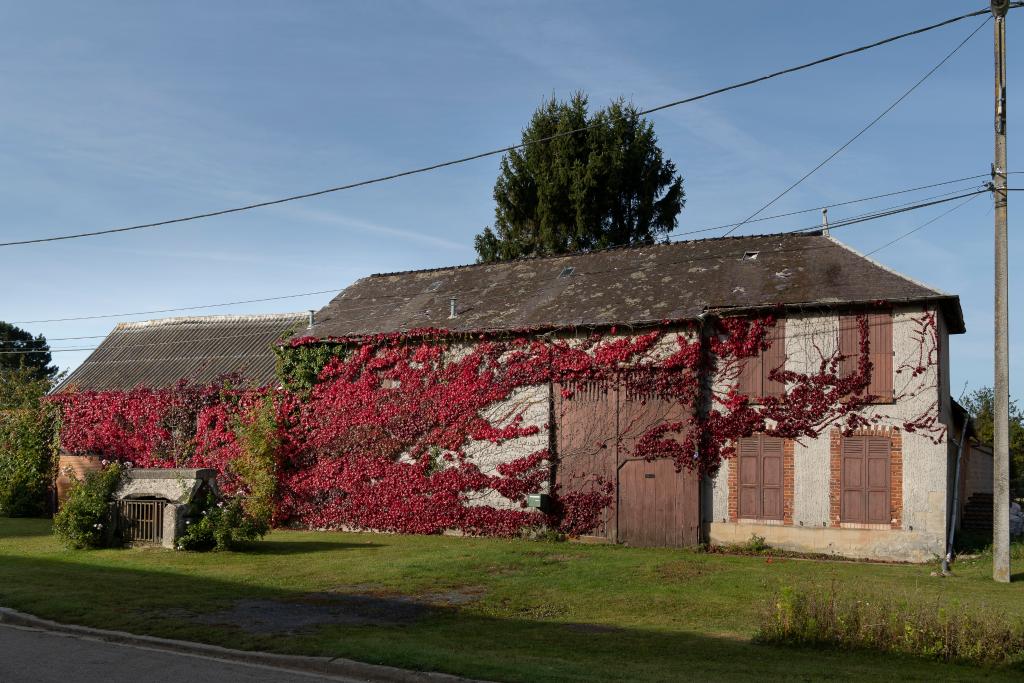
[829,430,842,527]
[829,427,903,529]
[727,456,737,522]
[783,439,794,525]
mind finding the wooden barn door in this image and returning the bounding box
[617,458,699,547]
[555,381,618,540]
[616,381,698,547]
[555,376,699,547]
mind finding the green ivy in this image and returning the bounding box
[274,342,347,393]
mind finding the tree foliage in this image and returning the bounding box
[0,367,59,517]
[475,93,685,262]
[962,387,1024,490]
[0,322,57,381]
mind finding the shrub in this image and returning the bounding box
[177,396,276,552]
[52,462,125,549]
[757,584,1024,667]
[176,490,266,551]
[230,396,278,530]
[0,371,59,517]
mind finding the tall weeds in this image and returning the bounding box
[757,583,1024,667]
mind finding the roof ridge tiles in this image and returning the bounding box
[113,312,306,330]
[366,231,825,279]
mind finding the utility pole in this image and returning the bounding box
[992,0,1011,584]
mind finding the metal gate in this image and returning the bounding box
[118,499,164,544]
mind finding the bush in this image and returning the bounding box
[0,408,54,516]
[176,490,267,551]
[0,372,58,517]
[52,462,124,549]
[230,396,278,530]
[757,584,1024,667]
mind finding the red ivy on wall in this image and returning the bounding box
[51,313,940,537]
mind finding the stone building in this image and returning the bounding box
[302,231,975,561]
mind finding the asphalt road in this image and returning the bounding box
[0,624,363,683]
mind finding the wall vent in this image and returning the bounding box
[742,251,759,261]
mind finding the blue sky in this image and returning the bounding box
[0,1,1020,400]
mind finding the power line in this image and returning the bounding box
[0,7,1000,249]
[720,15,990,237]
[794,188,987,233]
[7,187,985,336]
[672,179,987,238]
[864,191,984,256]
[11,288,339,324]
[0,329,297,354]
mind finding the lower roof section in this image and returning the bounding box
[56,313,307,392]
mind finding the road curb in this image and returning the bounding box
[0,606,478,682]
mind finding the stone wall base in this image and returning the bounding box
[709,522,943,563]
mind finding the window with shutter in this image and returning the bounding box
[840,435,891,525]
[839,313,893,403]
[737,434,784,520]
[736,319,786,399]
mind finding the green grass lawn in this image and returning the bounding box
[1,518,1022,681]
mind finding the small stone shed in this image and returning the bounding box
[114,468,218,548]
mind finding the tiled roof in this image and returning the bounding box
[57,313,307,391]
[306,232,964,339]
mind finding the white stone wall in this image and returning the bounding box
[462,384,550,508]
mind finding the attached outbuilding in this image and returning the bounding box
[53,312,305,505]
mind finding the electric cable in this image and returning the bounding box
[0,8,1002,248]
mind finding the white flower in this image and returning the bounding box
[100,459,109,466]
[125,461,133,468]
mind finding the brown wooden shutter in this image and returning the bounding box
[839,313,893,402]
[762,319,787,398]
[736,356,761,397]
[737,437,760,518]
[737,319,785,399]
[867,313,893,402]
[840,436,866,523]
[760,436,784,520]
[736,434,783,520]
[838,315,860,379]
[840,434,892,525]
[865,436,892,524]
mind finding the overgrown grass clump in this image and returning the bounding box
[757,583,1024,667]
